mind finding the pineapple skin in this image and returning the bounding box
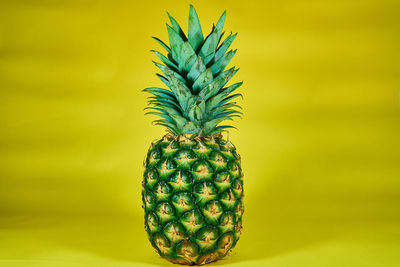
[142,134,244,265]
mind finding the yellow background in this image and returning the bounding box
[1,0,400,266]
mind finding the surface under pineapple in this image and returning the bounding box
[142,134,243,265]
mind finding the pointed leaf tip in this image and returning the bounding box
[187,56,206,82]
[167,12,187,40]
[166,24,185,64]
[179,41,197,73]
[215,10,226,36]
[188,4,204,52]
[152,36,171,53]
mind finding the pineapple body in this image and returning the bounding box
[142,134,243,265]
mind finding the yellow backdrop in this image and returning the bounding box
[1,0,400,266]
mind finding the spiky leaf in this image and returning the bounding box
[199,67,238,101]
[167,25,185,64]
[179,42,197,73]
[215,33,237,61]
[145,6,243,136]
[152,50,178,70]
[187,56,207,82]
[188,5,204,52]
[210,49,236,75]
[199,32,219,65]
[152,37,171,53]
[167,12,186,40]
[192,68,213,93]
[214,11,226,37]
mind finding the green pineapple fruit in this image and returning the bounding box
[142,5,243,265]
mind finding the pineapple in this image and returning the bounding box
[142,5,243,265]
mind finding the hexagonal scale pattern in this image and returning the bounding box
[142,134,244,265]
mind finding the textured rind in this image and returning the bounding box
[142,134,244,265]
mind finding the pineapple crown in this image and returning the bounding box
[144,5,242,137]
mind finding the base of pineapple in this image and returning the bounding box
[165,250,229,265]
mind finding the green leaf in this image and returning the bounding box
[197,11,226,65]
[153,61,186,84]
[186,96,198,114]
[153,118,176,128]
[170,114,188,129]
[179,42,197,73]
[167,24,185,64]
[221,81,243,95]
[198,100,206,114]
[145,102,182,115]
[188,5,204,52]
[209,125,237,135]
[144,106,181,116]
[143,87,174,98]
[202,118,225,134]
[195,105,203,121]
[199,67,237,101]
[213,93,243,111]
[212,110,242,120]
[151,50,178,70]
[187,56,206,82]
[198,77,223,101]
[199,32,219,65]
[154,120,180,134]
[188,105,197,121]
[144,112,174,123]
[148,99,182,112]
[210,49,236,75]
[215,33,237,61]
[210,67,239,96]
[152,37,171,53]
[192,68,213,94]
[143,87,178,104]
[155,74,170,88]
[214,93,243,109]
[188,105,196,122]
[188,104,203,123]
[218,31,225,43]
[143,106,164,113]
[207,80,243,110]
[211,102,242,114]
[167,12,187,40]
[214,10,226,37]
[205,81,243,112]
[164,68,193,112]
[222,93,243,102]
[147,7,242,136]
[182,121,201,134]
[210,103,242,118]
